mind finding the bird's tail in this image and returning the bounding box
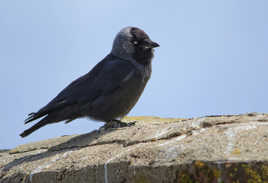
[20,117,50,138]
[24,112,46,124]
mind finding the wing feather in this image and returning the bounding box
[25,54,135,123]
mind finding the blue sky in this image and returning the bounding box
[1,0,267,149]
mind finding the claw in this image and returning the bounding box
[102,120,136,130]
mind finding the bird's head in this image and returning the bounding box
[111,27,159,65]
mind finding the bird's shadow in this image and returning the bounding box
[2,126,119,173]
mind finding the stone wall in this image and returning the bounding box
[1,113,268,182]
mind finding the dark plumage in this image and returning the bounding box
[20,26,159,137]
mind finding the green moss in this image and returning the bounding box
[212,168,221,179]
[177,171,194,183]
[262,165,268,182]
[134,175,151,183]
[176,162,267,183]
[242,164,262,183]
[177,161,222,183]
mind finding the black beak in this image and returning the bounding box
[144,39,160,48]
[150,41,160,48]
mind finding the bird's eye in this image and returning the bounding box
[132,40,139,45]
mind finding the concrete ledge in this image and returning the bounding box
[1,113,268,182]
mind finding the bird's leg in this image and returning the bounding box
[103,119,136,129]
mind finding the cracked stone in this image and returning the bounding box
[1,114,268,183]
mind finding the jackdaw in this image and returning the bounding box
[20,26,159,137]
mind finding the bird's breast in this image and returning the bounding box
[88,62,152,121]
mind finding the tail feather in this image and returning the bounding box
[24,112,46,124]
[20,117,50,137]
[24,113,36,124]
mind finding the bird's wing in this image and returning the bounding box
[25,55,135,123]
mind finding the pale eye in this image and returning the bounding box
[132,40,139,45]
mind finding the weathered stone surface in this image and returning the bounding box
[1,113,268,183]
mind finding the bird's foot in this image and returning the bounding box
[103,119,136,130]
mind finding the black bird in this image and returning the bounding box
[20,26,159,137]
